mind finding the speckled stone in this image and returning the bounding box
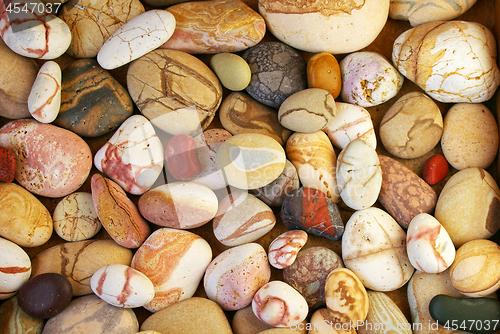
[281,187,344,241]
[242,42,307,108]
[55,59,134,137]
[283,246,344,309]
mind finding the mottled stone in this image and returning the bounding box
[210,53,252,91]
[242,42,307,108]
[393,21,500,103]
[390,0,478,26]
[219,92,292,145]
[127,49,223,135]
[163,0,266,54]
[28,60,61,123]
[55,59,134,138]
[131,228,212,313]
[0,297,44,334]
[42,295,139,333]
[0,38,37,119]
[141,297,232,334]
[283,246,343,309]
[0,146,16,182]
[60,0,145,58]
[0,119,92,198]
[97,10,176,70]
[281,187,344,241]
[0,0,71,59]
[378,155,437,229]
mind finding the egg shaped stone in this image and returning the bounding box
[392,21,500,103]
[342,207,414,291]
[0,237,31,300]
[268,230,308,270]
[28,60,61,123]
[216,133,286,190]
[406,213,455,274]
[204,243,271,311]
[91,264,155,308]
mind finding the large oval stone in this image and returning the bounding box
[127,49,223,135]
[55,59,134,137]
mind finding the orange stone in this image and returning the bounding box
[307,52,341,99]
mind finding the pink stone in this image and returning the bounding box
[268,230,308,269]
[165,134,202,181]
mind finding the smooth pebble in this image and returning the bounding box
[28,61,61,123]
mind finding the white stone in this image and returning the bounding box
[340,51,404,107]
[91,264,155,308]
[97,10,176,70]
[406,213,456,274]
[0,237,31,300]
[0,0,71,59]
[28,61,61,123]
[323,102,377,150]
[94,115,164,195]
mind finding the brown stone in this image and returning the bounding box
[0,297,44,334]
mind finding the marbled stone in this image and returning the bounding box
[213,191,276,246]
[127,49,223,135]
[219,92,292,145]
[59,0,145,58]
[97,10,176,70]
[390,0,478,26]
[210,53,252,91]
[259,0,390,54]
[393,21,500,103]
[0,296,44,334]
[242,42,307,108]
[281,187,344,241]
[268,230,308,269]
[0,0,71,59]
[94,115,164,195]
[0,38,37,119]
[131,228,212,313]
[91,174,151,249]
[0,119,92,198]
[28,60,61,123]
[42,295,139,333]
[283,246,344,309]
[163,0,266,54]
[55,59,134,138]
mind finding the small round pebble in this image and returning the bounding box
[17,273,73,319]
[307,52,342,99]
[53,192,101,242]
[210,53,252,91]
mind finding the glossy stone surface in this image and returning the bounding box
[268,230,308,270]
[393,21,500,103]
[97,10,176,70]
[281,187,344,241]
[60,0,145,58]
[163,0,265,54]
[17,273,73,319]
[127,49,222,135]
[0,146,16,182]
[307,52,342,99]
[219,91,292,145]
[210,53,252,91]
[242,42,307,108]
[423,154,449,185]
[28,60,61,123]
[94,115,164,195]
[55,59,134,138]
[0,119,92,198]
[0,0,71,59]
[165,134,202,181]
[0,237,31,300]
[283,246,344,309]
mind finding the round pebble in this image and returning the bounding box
[210,53,252,91]
[17,273,73,319]
[53,192,101,242]
[242,42,307,108]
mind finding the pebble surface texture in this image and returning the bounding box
[28,60,61,123]
[242,42,307,108]
[390,0,478,26]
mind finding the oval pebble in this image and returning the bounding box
[268,230,308,269]
[390,0,478,26]
[91,264,155,308]
[138,182,218,229]
[28,60,61,123]
[165,134,202,181]
[17,273,73,319]
[97,10,176,70]
[252,281,309,328]
[0,237,31,300]
[281,187,344,241]
[210,53,252,91]
[53,192,101,242]
[204,243,271,311]
[213,191,276,247]
[307,52,342,99]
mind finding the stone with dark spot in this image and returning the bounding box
[283,246,343,309]
[281,187,344,241]
[55,59,133,138]
[242,42,307,108]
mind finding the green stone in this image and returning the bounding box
[210,53,251,91]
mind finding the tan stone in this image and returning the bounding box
[0,296,44,334]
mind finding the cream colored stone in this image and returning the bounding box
[28,61,61,123]
[390,0,478,26]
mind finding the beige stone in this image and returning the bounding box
[390,0,478,26]
[232,305,307,334]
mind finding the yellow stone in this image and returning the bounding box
[210,53,251,91]
[307,52,342,98]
